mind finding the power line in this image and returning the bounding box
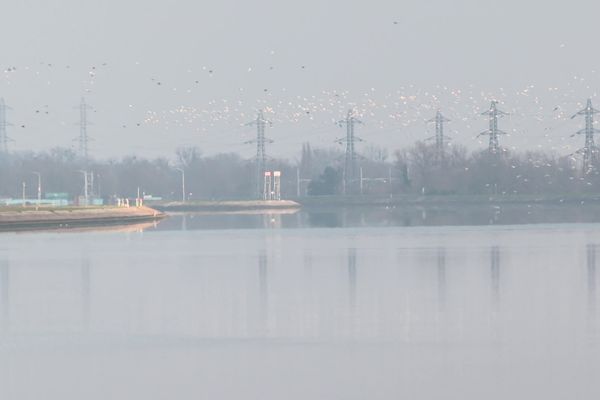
[336,109,363,194]
[479,101,508,154]
[245,110,273,198]
[571,98,600,174]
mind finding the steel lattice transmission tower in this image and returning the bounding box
[245,110,273,198]
[76,97,93,163]
[336,109,363,193]
[427,110,451,162]
[479,101,508,154]
[0,98,13,154]
[571,98,600,174]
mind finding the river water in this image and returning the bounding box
[1,210,599,399]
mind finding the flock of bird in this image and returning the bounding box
[1,61,600,158]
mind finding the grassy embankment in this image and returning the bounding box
[0,205,165,231]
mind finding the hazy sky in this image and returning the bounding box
[2,0,600,160]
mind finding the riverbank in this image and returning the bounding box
[152,200,301,212]
[293,193,600,208]
[0,206,165,231]
[152,194,600,213]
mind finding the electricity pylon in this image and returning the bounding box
[427,110,451,163]
[336,109,363,194]
[0,98,13,154]
[571,98,600,174]
[245,110,273,198]
[479,101,508,154]
[75,97,93,164]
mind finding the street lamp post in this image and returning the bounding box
[78,170,89,206]
[32,171,41,210]
[175,168,185,203]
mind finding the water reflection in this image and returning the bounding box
[0,258,8,334]
[490,246,501,312]
[307,212,340,228]
[587,244,597,333]
[302,250,315,337]
[0,238,507,344]
[1,223,600,399]
[303,251,312,275]
[155,204,600,230]
[347,248,357,336]
[436,247,446,314]
[81,258,91,332]
[181,213,187,230]
[258,250,268,336]
[263,214,282,228]
[434,247,448,343]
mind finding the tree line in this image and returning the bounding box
[0,142,597,201]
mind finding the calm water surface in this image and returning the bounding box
[0,212,599,399]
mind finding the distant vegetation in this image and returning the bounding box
[0,143,597,201]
